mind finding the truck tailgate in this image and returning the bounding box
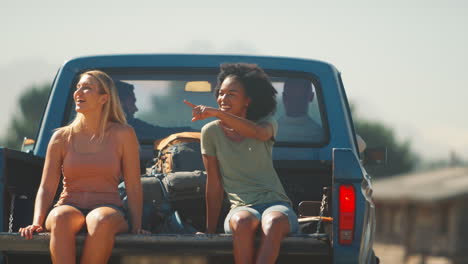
[0,232,329,256]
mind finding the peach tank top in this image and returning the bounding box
[55,133,123,209]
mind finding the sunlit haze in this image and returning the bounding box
[1,0,466,161]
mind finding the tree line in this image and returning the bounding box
[1,83,50,150]
[2,82,460,178]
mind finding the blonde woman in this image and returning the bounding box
[19,70,148,264]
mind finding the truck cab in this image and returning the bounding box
[0,54,377,264]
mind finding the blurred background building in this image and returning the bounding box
[374,166,468,264]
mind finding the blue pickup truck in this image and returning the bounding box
[0,54,379,263]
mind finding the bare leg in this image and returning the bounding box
[45,205,86,264]
[80,206,128,264]
[230,211,260,264]
[256,211,290,264]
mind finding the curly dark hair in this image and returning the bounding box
[215,63,277,122]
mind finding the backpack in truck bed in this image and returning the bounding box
[119,173,200,233]
[119,170,230,233]
[161,170,207,231]
[119,175,168,232]
[162,170,206,201]
[151,132,204,174]
[161,170,231,232]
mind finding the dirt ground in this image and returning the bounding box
[374,243,452,264]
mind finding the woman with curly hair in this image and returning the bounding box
[184,63,298,264]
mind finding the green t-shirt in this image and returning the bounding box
[201,116,291,209]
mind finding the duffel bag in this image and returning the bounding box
[161,170,206,201]
[119,175,170,231]
[161,170,207,231]
[120,175,167,209]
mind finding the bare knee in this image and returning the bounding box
[86,213,111,234]
[230,213,259,234]
[47,207,85,233]
[262,213,289,236]
[86,209,126,236]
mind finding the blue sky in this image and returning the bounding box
[1,0,467,160]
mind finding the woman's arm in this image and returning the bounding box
[20,131,63,239]
[119,126,144,234]
[184,100,274,141]
[203,154,224,234]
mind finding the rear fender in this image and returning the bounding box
[332,148,374,264]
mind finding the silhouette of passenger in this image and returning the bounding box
[115,80,192,140]
[276,78,325,142]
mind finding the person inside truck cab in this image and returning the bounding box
[19,70,149,264]
[115,80,192,139]
[184,63,298,264]
[276,79,367,153]
[276,78,325,142]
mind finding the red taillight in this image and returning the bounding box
[339,184,355,245]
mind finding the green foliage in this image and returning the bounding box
[1,81,420,179]
[351,105,419,178]
[1,83,51,150]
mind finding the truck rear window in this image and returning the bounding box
[67,72,327,146]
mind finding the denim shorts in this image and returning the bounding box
[63,204,126,217]
[224,201,299,234]
[57,204,130,231]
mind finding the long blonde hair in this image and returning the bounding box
[59,70,127,142]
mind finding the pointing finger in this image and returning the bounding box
[183,100,197,108]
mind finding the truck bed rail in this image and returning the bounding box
[0,232,329,256]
